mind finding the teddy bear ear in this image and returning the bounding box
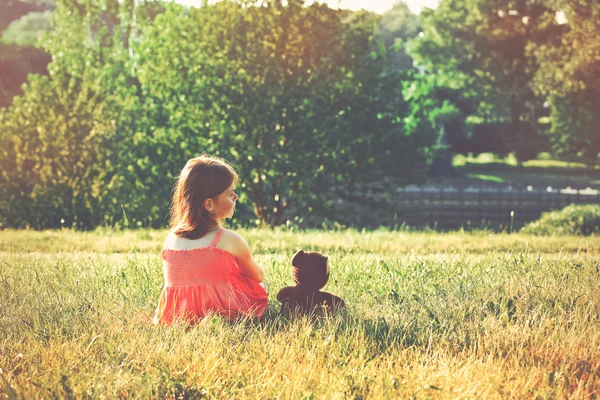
[291,249,305,265]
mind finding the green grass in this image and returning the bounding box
[453,153,590,169]
[465,173,504,183]
[448,153,600,188]
[1,228,600,398]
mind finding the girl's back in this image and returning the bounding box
[152,154,267,324]
[153,227,267,324]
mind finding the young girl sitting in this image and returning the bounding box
[153,155,268,325]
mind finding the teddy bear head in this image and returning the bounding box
[291,249,329,291]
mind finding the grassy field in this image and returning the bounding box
[446,153,600,188]
[1,228,599,398]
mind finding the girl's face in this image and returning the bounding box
[209,183,238,220]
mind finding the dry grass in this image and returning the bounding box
[1,228,599,398]
[1,227,598,254]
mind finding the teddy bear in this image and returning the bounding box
[276,250,345,316]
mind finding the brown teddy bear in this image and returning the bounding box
[276,250,345,316]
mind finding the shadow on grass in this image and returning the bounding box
[238,307,423,354]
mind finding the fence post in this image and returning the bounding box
[459,187,464,223]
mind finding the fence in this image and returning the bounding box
[391,185,600,230]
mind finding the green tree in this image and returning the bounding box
[406,0,550,161]
[135,0,428,226]
[379,1,420,71]
[0,0,55,107]
[1,0,435,229]
[1,10,53,46]
[529,0,600,96]
[0,0,115,228]
[547,92,600,171]
[526,1,600,169]
[0,0,162,228]
[0,0,53,32]
[0,44,51,107]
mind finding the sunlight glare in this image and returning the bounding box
[555,10,567,25]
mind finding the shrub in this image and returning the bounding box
[521,204,600,236]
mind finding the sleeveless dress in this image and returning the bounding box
[153,228,268,325]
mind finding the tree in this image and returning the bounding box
[0,0,55,107]
[528,0,600,96]
[548,92,600,171]
[0,0,117,228]
[0,0,162,228]
[0,43,51,107]
[526,1,600,169]
[135,0,429,226]
[0,0,53,32]
[0,0,435,229]
[406,0,551,161]
[1,10,53,46]
[379,1,420,71]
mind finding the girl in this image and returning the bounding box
[153,155,268,325]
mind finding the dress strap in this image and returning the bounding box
[209,227,225,247]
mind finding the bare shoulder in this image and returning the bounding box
[164,230,179,249]
[217,228,265,282]
[217,229,250,256]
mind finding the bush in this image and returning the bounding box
[521,204,600,236]
[536,152,553,161]
[1,10,53,47]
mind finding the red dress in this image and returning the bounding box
[153,228,268,324]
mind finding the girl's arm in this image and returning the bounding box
[222,231,266,283]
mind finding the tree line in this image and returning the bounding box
[0,0,598,229]
[407,0,600,169]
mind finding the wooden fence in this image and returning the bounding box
[391,185,600,229]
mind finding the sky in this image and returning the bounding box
[174,0,440,15]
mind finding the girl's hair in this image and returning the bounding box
[170,154,238,239]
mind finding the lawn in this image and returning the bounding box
[1,228,599,398]
[445,153,600,188]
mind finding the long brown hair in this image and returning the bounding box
[170,154,238,239]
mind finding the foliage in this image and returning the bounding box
[403,72,473,155]
[379,1,420,71]
[547,91,600,170]
[0,0,54,107]
[0,0,154,229]
[0,73,105,228]
[133,0,426,226]
[528,0,600,97]
[523,1,600,170]
[1,10,53,46]
[405,0,552,161]
[0,0,435,229]
[6,0,599,230]
[0,0,51,32]
[0,43,51,107]
[407,0,600,167]
[521,204,600,236]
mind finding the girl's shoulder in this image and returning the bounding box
[163,230,178,249]
[215,229,250,255]
[219,228,243,241]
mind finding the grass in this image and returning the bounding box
[1,228,600,398]
[447,153,600,188]
[464,173,504,183]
